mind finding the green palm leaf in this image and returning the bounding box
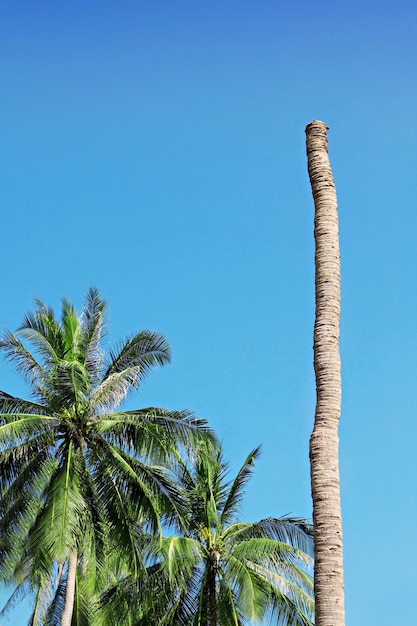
[220,446,261,526]
[80,287,106,382]
[0,392,50,415]
[104,331,171,382]
[0,333,44,388]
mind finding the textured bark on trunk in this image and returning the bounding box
[208,566,217,626]
[306,120,345,626]
[61,551,77,626]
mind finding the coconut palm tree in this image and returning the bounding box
[305,120,345,626]
[0,288,211,625]
[104,444,315,626]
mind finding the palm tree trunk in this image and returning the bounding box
[306,120,345,626]
[61,551,77,626]
[207,554,218,626]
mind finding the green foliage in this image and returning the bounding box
[0,288,212,624]
[0,289,313,625]
[104,444,315,626]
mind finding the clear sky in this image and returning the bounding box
[0,1,416,624]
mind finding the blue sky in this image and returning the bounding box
[0,1,416,624]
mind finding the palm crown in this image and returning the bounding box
[106,443,315,626]
[0,288,211,624]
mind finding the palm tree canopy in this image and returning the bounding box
[106,444,315,626]
[0,288,213,624]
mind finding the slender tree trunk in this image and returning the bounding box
[207,550,218,626]
[61,551,77,626]
[208,570,217,626]
[306,120,345,626]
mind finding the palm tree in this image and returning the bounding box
[0,288,211,625]
[106,444,315,626]
[305,120,345,626]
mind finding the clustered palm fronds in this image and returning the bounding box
[0,289,314,626]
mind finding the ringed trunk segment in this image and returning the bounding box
[306,120,345,626]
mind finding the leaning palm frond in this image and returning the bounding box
[0,332,44,388]
[0,392,49,415]
[220,445,261,525]
[104,331,171,383]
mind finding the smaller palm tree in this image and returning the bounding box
[106,444,315,626]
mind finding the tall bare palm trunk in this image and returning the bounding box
[61,551,77,626]
[306,120,345,626]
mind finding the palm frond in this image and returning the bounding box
[18,299,64,363]
[159,536,202,584]
[29,445,88,562]
[105,444,187,532]
[0,443,56,515]
[245,561,314,623]
[268,584,315,626]
[90,367,143,411]
[27,569,57,626]
[99,560,175,626]
[61,299,82,361]
[0,414,57,447]
[220,445,261,525]
[0,392,49,415]
[80,287,107,382]
[215,571,244,626]
[103,331,171,385]
[45,359,91,407]
[40,563,68,626]
[88,444,157,574]
[247,517,314,557]
[95,408,213,463]
[0,332,44,389]
[219,554,269,624]
[155,566,206,626]
[71,557,102,626]
[230,538,313,587]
